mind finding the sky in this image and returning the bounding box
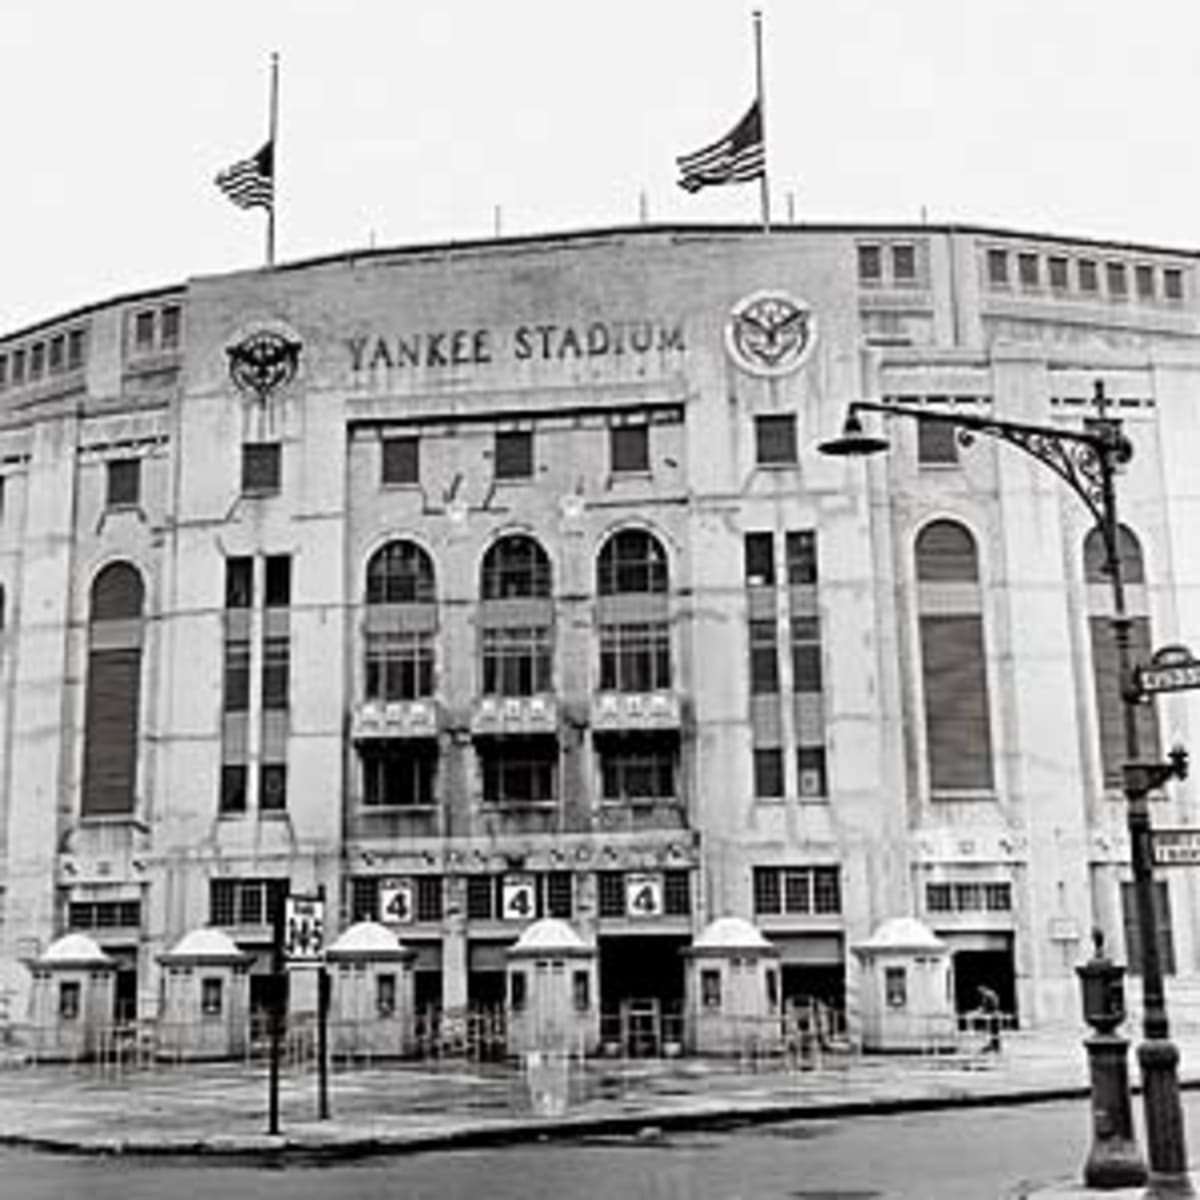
[3,0,1200,333]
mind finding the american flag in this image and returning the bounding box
[215,141,274,210]
[676,101,764,193]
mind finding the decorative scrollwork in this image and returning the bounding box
[227,329,302,401]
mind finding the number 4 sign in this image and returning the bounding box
[379,878,414,924]
[502,875,536,921]
[625,873,664,918]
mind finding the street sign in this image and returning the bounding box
[1136,645,1200,697]
[1152,829,1200,866]
[625,872,664,918]
[284,894,325,962]
[501,875,536,921]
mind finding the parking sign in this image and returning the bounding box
[284,894,325,962]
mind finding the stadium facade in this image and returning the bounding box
[0,222,1198,1032]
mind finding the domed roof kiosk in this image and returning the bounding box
[157,928,251,1061]
[684,917,782,1056]
[28,933,115,1062]
[325,921,415,1060]
[852,917,954,1052]
[505,918,599,1058]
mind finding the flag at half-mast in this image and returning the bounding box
[215,141,274,210]
[676,100,764,193]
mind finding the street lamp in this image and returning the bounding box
[820,381,1192,1195]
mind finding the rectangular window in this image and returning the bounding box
[362,744,437,807]
[597,871,625,918]
[918,421,959,465]
[494,430,534,480]
[1106,262,1128,298]
[351,877,380,923]
[106,458,140,508]
[68,329,86,370]
[1048,256,1069,290]
[599,622,670,692]
[219,764,248,814]
[572,969,590,1013]
[1163,268,1184,301]
[416,876,443,922]
[241,443,281,495]
[1135,264,1155,300]
[755,415,797,466]
[954,882,984,911]
[11,350,24,386]
[885,965,907,1009]
[264,555,291,608]
[223,639,250,712]
[134,310,156,351]
[986,249,1009,286]
[921,614,995,792]
[791,617,823,693]
[68,900,142,929]
[749,619,780,694]
[201,977,223,1018]
[610,424,650,474]
[466,875,494,920]
[546,872,574,919]
[1078,258,1098,292]
[48,335,64,374]
[376,973,397,1017]
[785,531,818,585]
[30,343,44,380]
[0,356,6,389]
[744,532,775,587]
[600,739,675,801]
[984,882,1012,911]
[797,746,828,797]
[480,741,557,805]
[892,244,917,283]
[753,866,841,915]
[59,981,81,1021]
[259,762,287,811]
[1121,881,1175,976]
[381,435,419,486]
[225,557,254,609]
[209,878,287,927]
[365,630,435,700]
[857,244,882,284]
[1017,252,1039,287]
[481,625,552,696]
[160,305,181,350]
[701,968,722,1010]
[510,971,527,1012]
[753,748,784,798]
[664,869,691,915]
[926,882,953,912]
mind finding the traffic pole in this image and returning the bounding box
[317,965,331,1119]
[268,883,288,1136]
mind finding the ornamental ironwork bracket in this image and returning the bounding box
[227,329,302,401]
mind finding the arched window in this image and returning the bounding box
[363,540,436,702]
[596,529,671,692]
[82,562,145,815]
[1084,524,1157,787]
[479,536,553,696]
[366,540,435,605]
[597,529,668,596]
[915,520,993,792]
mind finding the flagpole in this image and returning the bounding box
[753,10,770,232]
[267,52,279,267]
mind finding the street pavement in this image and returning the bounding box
[0,1026,1197,1196]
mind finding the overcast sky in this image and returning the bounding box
[4,0,1200,332]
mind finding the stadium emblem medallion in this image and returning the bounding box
[227,327,302,400]
[725,291,816,377]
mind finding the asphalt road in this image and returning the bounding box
[0,1093,1169,1200]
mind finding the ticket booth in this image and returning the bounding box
[27,933,116,1061]
[157,928,251,1061]
[684,916,782,1055]
[326,921,415,1059]
[853,917,954,1052]
[505,918,599,1057]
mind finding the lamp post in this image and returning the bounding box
[819,381,1192,1194]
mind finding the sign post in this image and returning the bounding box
[1133,644,1200,700]
[283,891,329,1120]
[267,883,288,1136]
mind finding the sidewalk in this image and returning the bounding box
[0,1027,1195,1187]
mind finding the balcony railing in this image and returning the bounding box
[351,698,441,742]
[470,694,558,738]
[591,690,681,733]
